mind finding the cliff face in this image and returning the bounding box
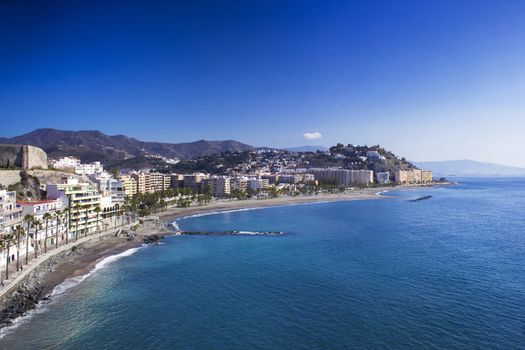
[0,144,48,170]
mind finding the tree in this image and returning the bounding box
[43,212,52,253]
[33,218,42,259]
[84,205,89,238]
[14,225,22,271]
[94,206,101,233]
[54,210,63,249]
[23,214,34,265]
[74,204,81,241]
[3,231,16,280]
[65,208,70,244]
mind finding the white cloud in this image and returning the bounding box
[303,131,322,140]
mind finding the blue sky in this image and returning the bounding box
[1,0,524,166]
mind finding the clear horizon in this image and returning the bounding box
[1,1,524,166]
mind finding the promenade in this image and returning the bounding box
[0,218,136,300]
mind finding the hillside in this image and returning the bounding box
[284,145,328,152]
[0,129,256,164]
[413,160,525,176]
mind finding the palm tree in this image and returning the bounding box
[65,208,70,244]
[114,204,120,228]
[43,212,52,254]
[0,237,5,284]
[54,210,63,249]
[13,226,21,271]
[33,218,42,259]
[94,205,101,233]
[84,205,89,238]
[74,204,81,241]
[23,214,34,265]
[3,231,16,280]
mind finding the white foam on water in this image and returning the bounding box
[375,190,390,196]
[0,246,142,339]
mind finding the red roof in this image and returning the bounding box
[17,200,59,206]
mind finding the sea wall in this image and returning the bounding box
[0,246,86,325]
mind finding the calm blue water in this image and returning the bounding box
[1,178,524,349]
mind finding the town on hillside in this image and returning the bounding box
[0,142,434,277]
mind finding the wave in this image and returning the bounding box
[0,246,142,339]
[375,190,390,196]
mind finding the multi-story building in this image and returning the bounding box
[52,156,81,170]
[18,199,66,247]
[170,174,184,189]
[230,176,248,192]
[120,175,137,197]
[184,173,207,193]
[207,176,231,197]
[394,170,409,184]
[376,172,390,185]
[92,175,125,205]
[47,178,102,236]
[75,161,104,176]
[395,169,433,184]
[0,190,24,269]
[421,170,433,183]
[131,173,147,194]
[247,177,270,191]
[0,190,23,235]
[310,168,374,187]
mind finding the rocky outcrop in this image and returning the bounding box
[0,245,86,326]
[0,144,48,170]
[143,234,163,244]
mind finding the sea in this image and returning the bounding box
[0,177,524,349]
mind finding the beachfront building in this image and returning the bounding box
[230,176,248,193]
[170,174,184,189]
[247,177,270,191]
[120,175,137,198]
[0,190,23,235]
[46,178,102,237]
[208,176,231,197]
[421,170,433,183]
[130,172,171,195]
[91,174,125,206]
[0,190,24,269]
[183,173,207,193]
[394,169,433,184]
[310,168,374,187]
[18,199,67,249]
[376,172,390,185]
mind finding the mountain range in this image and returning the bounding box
[413,160,525,176]
[0,129,255,164]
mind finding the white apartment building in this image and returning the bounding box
[47,178,102,236]
[376,172,390,184]
[18,199,67,249]
[53,156,81,169]
[0,190,24,269]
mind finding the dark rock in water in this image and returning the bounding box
[143,234,163,244]
[410,195,432,202]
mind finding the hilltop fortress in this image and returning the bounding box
[0,144,48,170]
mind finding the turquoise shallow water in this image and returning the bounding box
[0,178,524,349]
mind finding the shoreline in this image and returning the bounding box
[0,184,446,333]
